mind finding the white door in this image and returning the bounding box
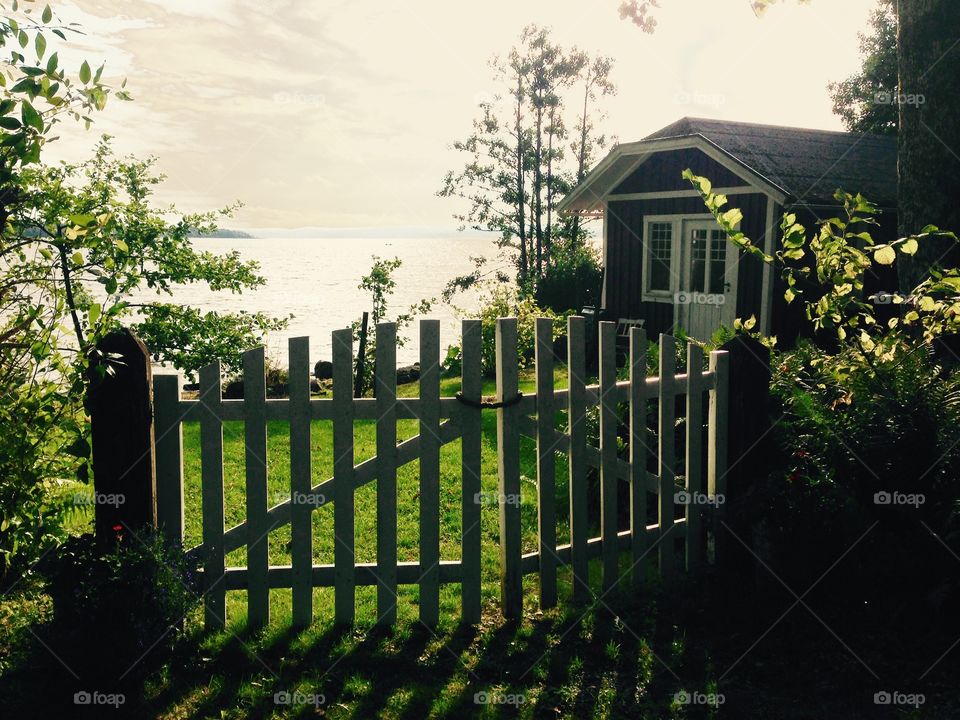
[676,219,738,340]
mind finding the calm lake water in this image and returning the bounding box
[153,236,496,370]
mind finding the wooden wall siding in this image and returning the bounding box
[612,147,749,195]
[731,192,769,322]
[153,321,731,628]
[606,193,769,337]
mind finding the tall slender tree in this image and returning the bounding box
[828,0,898,135]
[440,26,614,291]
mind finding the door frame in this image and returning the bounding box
[676,217,739,335]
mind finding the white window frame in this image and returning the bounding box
[641,213,720,303]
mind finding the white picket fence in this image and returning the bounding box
[153,318,729,630]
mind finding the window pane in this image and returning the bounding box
[648,222,672,292]
[690,229,707,293]
[709,230,726,293]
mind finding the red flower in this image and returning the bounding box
[112,524,123,532]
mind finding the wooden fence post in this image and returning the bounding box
[534,317,557,609]
[715,335,770,569]
[685,342,705,571]
[199,360,226,630]
[496,317,522,619]
[243,347,270,630]
[375,323,398,626]
[658,334,677,578]
[460,319,483,624]
[154,374,183,546]
[88,328,157,544]
[332,328,356,625]
[419,320,441,627]
[629,327,648,586]
[289,336,313,628]
[598,321,619,591]
[567,316,589,602]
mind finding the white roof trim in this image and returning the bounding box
[558,134,789,214]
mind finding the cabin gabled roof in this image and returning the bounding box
[558,117,898,214]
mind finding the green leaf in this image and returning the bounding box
[900,238,918,255]
[71,251,84,265]
[42,5,53,23]
[46,51,57,74]
[87,302,100,325]
[115,238,128,252]
[0,116,22,130]
[79,60,91,84]
[21,102,42,132]
[35,33,45,59]
[903,310,919,323]
[874,246,896,265]
[69,213,96,227]
[721,208,743,227]
[784,288,795,304]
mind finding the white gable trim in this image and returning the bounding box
[558,134,789,214]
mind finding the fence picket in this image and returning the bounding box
[332,328,355,625]
[658,334,677,578]
[567,315,589,601]
[629,327,648,586]
[496,318,522,618]
[535,317,557,609]
[199,361,226,630]
[598,321,619,591]
[419,320,441,627]
[154,374,184,546]
[376,323,398,626]
[289,337,313,628]
[708,349,730,563]
[244,348,270,629]
[460,319,482,624]
[685,343,704,571]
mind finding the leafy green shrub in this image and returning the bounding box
[40,529,199,683]
[534,241,603,314]
[0,373,89,587]
[352,256,433,395]
[447,287,568,377]
[763,340,960,613]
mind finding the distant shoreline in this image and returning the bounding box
[188,229,254,239]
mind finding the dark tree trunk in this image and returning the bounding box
[515,71,528,286]
[896,0,960,290]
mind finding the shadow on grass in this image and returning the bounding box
[5,568,960,719]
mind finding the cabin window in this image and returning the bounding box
[647,221,673,294]
[690,228,728,293]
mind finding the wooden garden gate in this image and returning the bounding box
[152,317,729,630]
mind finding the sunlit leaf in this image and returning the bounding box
[874,246,896,265]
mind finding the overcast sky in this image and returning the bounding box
[50,0,879,230]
